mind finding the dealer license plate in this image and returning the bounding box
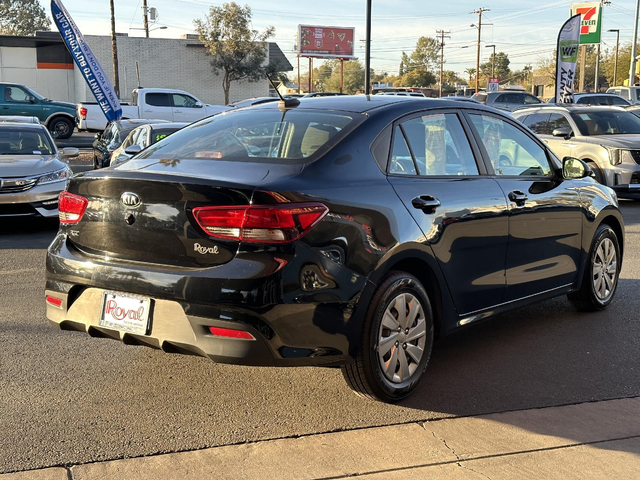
[99,292,151,335]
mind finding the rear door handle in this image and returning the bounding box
[411,195,441,213]
[508,190,528,206]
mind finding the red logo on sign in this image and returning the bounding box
[105,299,145,322]
[576,6,596,35]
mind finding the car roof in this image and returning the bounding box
[149,122,188,130]
[0,116,40,124]
[248,95,455,113]
[115,119,170,127]
[513,105,627,115]
[0,122,48,130]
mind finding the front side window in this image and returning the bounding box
[523,94,542,105]
[4,86,31,103]
[522,113,550,135]
[610,96,629,106]
[172,94,198,108]
[135,128,149,148]
[548,114,573,134]
[133,109,362,164]
[469,114,553,177]
[398,113,479,176]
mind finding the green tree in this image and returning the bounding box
[325,60,366,94]
[398,68,436,87]
[410,36,440,72]
[0,0,51,36]
[194,2,275,105]
[480,52,511,80]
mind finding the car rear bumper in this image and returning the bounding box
[0,180,65,217]
[45,234,369,367]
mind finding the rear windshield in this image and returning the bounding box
[135,109,363,163]
[570,110,640,135]
[473,94,487,102]
[0,127,54,155]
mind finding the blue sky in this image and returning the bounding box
[56,0,640,77]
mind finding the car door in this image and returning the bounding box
[142,92,174,121]
[386,110,510,315]
[465,111,583,301]
[171,93,203,122]
[2,86,42,118]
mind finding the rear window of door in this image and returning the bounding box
[468,113,554,177]
[523,94,542,105]
[146,93,172,107]
[610,96,629,106]
[390,113,479,176]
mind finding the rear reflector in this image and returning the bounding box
[208,326,255,340]
[192,203,328,244]
[58,191,88,224]
[46,295,63,308]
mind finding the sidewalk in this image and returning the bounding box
[4,397,639,480]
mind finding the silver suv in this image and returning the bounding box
[0,121,78,217]
[472,91,543,111]
[513,105,640,198]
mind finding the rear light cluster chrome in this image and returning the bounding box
[192,203,328,244]
[58,191,88,224]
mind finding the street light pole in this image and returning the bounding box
[631,0,640,86]
[472,8,489,94]
[485,44,496,78]
[365,0,372,95]
[608,29,620,86]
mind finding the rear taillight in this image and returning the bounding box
[208,326,255,340]
[58,191,88,224]
[79,107,88,119]
[192,203,328,244]
[46,295,63,308]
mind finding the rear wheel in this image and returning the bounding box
[48,117,74,139]
[568,224,620,311]
[341,272,434,402]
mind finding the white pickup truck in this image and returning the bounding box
[77,88,230,131]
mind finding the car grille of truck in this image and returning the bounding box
[0,178,38,193]
[629,150,640,165]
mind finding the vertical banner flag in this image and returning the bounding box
[51,0,122,122]
[556,15,581,104]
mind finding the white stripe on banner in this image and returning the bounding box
[51,0,122,122]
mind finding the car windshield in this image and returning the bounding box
[0,127,54,155]
[134,109,363,163]
[23,86,45,101]
[570,110,640,135]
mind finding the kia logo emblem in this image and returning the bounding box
[121,192,141,207]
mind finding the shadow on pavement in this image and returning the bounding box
[0,217,58,250]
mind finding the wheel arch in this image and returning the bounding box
[44,112,75,127]
[599,214,624,258]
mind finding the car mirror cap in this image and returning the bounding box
[62,147,79,158]
[124,145,142,155]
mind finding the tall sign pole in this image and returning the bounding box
[472,8,489,94]
[631,0,640,86]
[365,0,372,94]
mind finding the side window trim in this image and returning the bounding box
[386,108,488,177]
[397,124,421,175]
[461,109,558,178]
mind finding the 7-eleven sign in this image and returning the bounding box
[571,2,602,44]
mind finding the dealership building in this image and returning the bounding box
[0,31,292,106]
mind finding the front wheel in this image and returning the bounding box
[568,224,621,311]
[341,272,434,403]
[48,117,74,139]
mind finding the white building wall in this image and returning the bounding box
[78,35,270,105]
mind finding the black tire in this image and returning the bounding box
[341,271,434,403]
[93,153,99,170]
[48,117,74,139]
[568,224,621,312]
[586,161,605,185]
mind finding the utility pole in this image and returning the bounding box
[631,0,640,86]
[608,29,620,86]
[109,0,120,98]
[436,30,451,98]
[142,0,150,38]
[297,56,301,94]
[365,0,372,95]
[471,8,489,94]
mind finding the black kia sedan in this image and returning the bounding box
[46,96,624,403]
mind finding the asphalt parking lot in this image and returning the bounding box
[1,201,639,474]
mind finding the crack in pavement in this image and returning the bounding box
[428,427,492,480]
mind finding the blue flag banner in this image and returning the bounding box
[51,0,122,122]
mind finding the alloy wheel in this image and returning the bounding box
[377,293,427,384]
[592,237,617,302]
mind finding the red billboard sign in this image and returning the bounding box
[298,25,355,59]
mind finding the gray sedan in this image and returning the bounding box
[513,106,640,198]
[0,122,78,217]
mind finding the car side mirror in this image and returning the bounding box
[194,102,204,108]
[124,145,142,155]
[94,133,101,140]
[552,127,573,139]
[27,96,37,104]
[62,147,79,158]
[562,157,593,180]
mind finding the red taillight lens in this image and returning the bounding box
[79,107,88,119]
[46,295,63,308]
[208,326,255,340]
[192,203,328,244]
[58,191,88,224]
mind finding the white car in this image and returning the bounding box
[0,121,78,218]
[77,88,230,131]
[607,86,640,105]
